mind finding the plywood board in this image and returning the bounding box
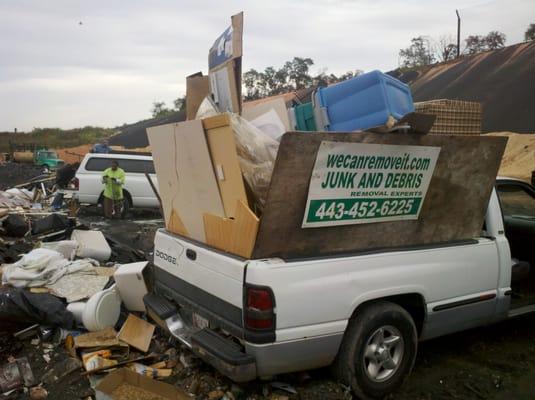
[117,314,155,353]
[229,200,259,258]
[203,200,259,258]
[203,213,233,252]
[203,114,248,218]
[148,120,224,242]
[168,209,188,237]
[252,132,507,259]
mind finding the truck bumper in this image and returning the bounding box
[190,329,257,382]
[144,288,343,381]
[144,293,257,382]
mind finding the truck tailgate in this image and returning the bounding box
[152,229,247,335]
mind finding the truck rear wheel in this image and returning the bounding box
[333,301,417,399]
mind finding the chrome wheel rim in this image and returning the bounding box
[363,325,404,382]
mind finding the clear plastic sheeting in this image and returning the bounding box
[229,114,279,208]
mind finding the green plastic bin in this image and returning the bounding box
[293,102,316,131]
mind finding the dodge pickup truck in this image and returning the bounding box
[145,180,535,399]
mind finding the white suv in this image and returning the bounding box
[74,153,160,214]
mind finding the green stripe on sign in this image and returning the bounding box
[307,197,422,223]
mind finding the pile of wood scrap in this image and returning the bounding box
[148,114,265,258]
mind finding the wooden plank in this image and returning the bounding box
[74,327,119,349]
[202,114,230,130]
[203,213,233,252]
[229,200,259,258]
[168,209,188,237]
[252,132,507,259]
[204,116,248,218]
[148,120,224,242]
[117,314,155,353]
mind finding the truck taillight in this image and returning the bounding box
[71,177,79,190]
[244,285,275,331]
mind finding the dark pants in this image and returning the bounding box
[103,197,122,218]
[51,193,64,210]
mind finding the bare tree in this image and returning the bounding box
[464,31,506,54]
[485,31,506,50]
[433,35,458,62]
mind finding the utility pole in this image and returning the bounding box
[456,9,461,57]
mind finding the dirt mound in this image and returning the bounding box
[396,41,535,133]
[487,132,535,182]
[0,163,42,190]
[55,144,92,164]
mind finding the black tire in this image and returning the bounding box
[41,164,50,173]
[333,301,417,399]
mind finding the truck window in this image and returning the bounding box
[496,184,535,218]
[85,158,155,174]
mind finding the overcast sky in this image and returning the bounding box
[1,0,533,131]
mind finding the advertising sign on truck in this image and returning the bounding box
[302,141,440,227]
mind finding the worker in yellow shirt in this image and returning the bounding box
[102,160,126,218]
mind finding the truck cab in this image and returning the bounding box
[34,149,64,171]
[145,181,535,399]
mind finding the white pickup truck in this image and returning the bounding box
[145,180,535,399]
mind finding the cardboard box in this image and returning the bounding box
[186,72,210,120]
[95,368,189,400]
[208,12,243,114]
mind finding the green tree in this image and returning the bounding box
[151,101,174,118]
[399,36,435,68]
[243,58,361,100]
[283,57,314,89]
[173,96,187,112]
[526,24,535,41]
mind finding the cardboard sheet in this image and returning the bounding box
[208,12,243,114]
[242,97,291,138]
[186,72,210,120]
[117,314,155,353]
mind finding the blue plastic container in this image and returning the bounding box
[313,70,414,132]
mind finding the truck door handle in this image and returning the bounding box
[186,249,197,261]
